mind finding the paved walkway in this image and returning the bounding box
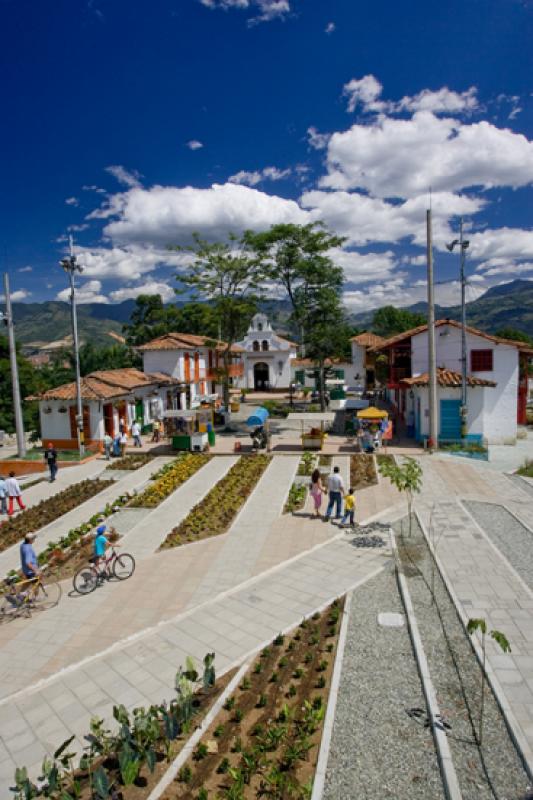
[11,457,108,509]
[0,457,173,577]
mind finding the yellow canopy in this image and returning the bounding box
[357,406,388,419]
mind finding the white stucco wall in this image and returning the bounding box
[410,325,519,444]
[351,343,366,384]
[39,399,103,442]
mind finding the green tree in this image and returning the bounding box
[372,306,426,338]
[123,296,219,346]
[302,286,349,411]
[0,335,42,435]
[494,327,533,345]
[76,342,141,376]
[378,456,423,536]
[173,234,264,409]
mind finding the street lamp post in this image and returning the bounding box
[2,273,26,457]
[446,219,470,438]
[60,237,85,458]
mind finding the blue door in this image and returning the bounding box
[440,399,461,440]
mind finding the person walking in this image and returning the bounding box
[6,471,26,515]
[310,468,326,518]
[119,418,126,435]
[131,420,142,448]
[324,465,344,522]
[152,419,161,443]
[43,442,58,482]
[120,431,128,457]
[103,432,113,460]
[341,487,356,528]
[0,475,7,515]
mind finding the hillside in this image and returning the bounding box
[351,280,533,338]
[11,301,127,348]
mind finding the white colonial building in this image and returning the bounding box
[237,314,298,390]
[371,319,532,445]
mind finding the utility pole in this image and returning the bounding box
[426,209,438,451]
[446,219,470,438]
[60,237,85,458]
[2,273,26,456]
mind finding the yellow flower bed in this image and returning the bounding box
[129,453,211,508]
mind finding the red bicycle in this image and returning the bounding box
[72,547,135,595]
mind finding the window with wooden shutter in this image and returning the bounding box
[470,349,493,372]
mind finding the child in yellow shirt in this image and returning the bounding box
[341,487,356,528]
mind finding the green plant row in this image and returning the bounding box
[10,654,217,800]
[162,455,270,548]
[296,451,315,476]
[0,479,115,555]
[129,453,211,508]
[105,453,153,471]
[284,483,307,514]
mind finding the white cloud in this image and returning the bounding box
[98,183,308,246]
[301,188,484,248]
[468,228,533,263]
[18,266,32,273]
[199,0,290,23]
[65,197,79,206]
[476,262,533,278]
[321,110,533,198]
[343,75,384,113]
[68,223,90,232]
[109,281,175,303]
[329,248,398,284]
[343,75,479,116]
[82,184,106,194]
[56,280,108,304]
[344,275,484,312]
[105,165,142,189]
[325,21,335,33]
[307,126,330,150]
[187,140,204,150]
[0,289,31,302]
[73,244,193,281]
[229,166,291,186]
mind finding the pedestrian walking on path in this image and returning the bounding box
[44,442,58,482]
[152,419,161,443]
[341,487,356,527]
[325,465,344,521]
[6,472,26,515]
[120,432,128,457]
[131,420,142,448]
[0,476,7,515]
[103,433,113,460]
[310,467,326,518]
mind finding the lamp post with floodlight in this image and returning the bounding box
[446,219,470,438]
[60,236,85,458]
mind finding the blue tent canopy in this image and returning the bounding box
[246,407,270,427]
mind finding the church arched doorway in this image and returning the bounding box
[254,362,270,391]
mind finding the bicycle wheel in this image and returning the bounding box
[32,580,62,611]
[113,553,136,580]
[73,566,98,595]
[0,595,26,622]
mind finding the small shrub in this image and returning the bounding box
[193,742,209,761]
[294,632,301,641]
[197,789,208,800]
[232,708,244,723]
[316,675,326,689]
[240,677,251,691]
[257,693,267,708]
[293,667,304,679]
[287,684,297,697]
[178,765,192,783]
[274,633,284,647]
[312,696,323,709]
[317,660,328,672]
[278,657,288,668]
[214,724,224,738]
[261,647,271,658]
[253,662,263,675]
[311,612,320,621]
[326,643,334,653]
[286,641,295,651]
[269,672,279,683]
[231,736,243,753]
[223,696,235,711]
[304,653,313,664]
[251,723,264,737]
[310,635,320,646]
[217,757,230,774]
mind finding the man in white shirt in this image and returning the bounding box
[131,420,142,448]
[325,466,344,521]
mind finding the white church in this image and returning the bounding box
[236,314,298,390]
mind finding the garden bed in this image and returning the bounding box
[284,483,307,514]
[161,600,343,799]
[129,454,211,508]
[350,454,378,489]
[376,453,394,469]
[161,455,270,549]
[0,478,114,553]
[296,451,315,476]
[10,654,235,800]
[106,454,154,471]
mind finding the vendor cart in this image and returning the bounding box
[286,412,335,451]
[163,408,214,451]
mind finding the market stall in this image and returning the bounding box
[163,408,215,451]
[286,412,335,451]
[356,406,388,452]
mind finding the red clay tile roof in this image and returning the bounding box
[369,319,533,355]
[400,368,497,388]
[138,332,244,353]
[27,368,179,401]
[291,357,345,368]
[350,332,385,347]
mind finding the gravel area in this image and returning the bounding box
[464,500,533,592]
[322,567,445,800]
[396,516,530,800]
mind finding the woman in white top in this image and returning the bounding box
[5,471,26,516]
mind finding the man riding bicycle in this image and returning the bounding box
[20,532,40,579]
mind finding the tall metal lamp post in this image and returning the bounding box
[2,273,26,456]
[446,219,470,438]
[60,236,85,458]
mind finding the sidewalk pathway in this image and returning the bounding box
[0,536,388,790]
[12,458,108,509]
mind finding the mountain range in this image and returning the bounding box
[7,279,533,350]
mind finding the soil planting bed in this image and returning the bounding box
[283,482,307,514]
[0,478,114,553]
[130,454,211,508]
[350,454,377,489]
[161,455,270,549]
[395,516,530,799]
[106,454,154,471]
[161,600,343,799]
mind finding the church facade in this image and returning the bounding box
[236,314,298,390]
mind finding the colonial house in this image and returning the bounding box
[351,332,386,390]
[237,314,298,390]
[30,368,180,449]
[138,332,244,407]
[370,319,533,445]
[291,358,353,390]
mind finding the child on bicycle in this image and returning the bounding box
[93,519,110,576]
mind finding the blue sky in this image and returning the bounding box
[1,0,532,312]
